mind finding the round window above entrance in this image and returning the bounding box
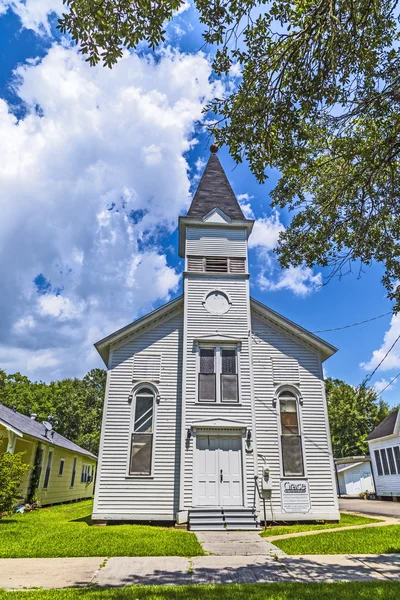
[203,291,231,315]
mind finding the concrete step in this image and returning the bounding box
[188,507,260,531]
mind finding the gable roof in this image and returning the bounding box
[94,294,336,367]
[95,295,184,365]
[250,297,337,361]
[187,153,245,220]
[366,409,399,441]
[0,403,97,459]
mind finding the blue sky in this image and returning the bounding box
[0,1,398,407]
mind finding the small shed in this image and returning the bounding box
[366,409,400,500]
[334,456,375,496]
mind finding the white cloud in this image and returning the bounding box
[0,0,64,34]
[248,210,285,251]
[27,350,60,372]
[0,43,220,380]
[237,193,255,219]
[373,378,395,394]
[257,265,322,297]
[361,314,400,372]
[238,194,321,297]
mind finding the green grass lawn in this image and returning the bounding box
[0,583,400,600]
[261,512,382,537]
[0,500,203,558]
[274,524,400,555]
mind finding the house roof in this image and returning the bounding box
[0,403,97,459]
[95,295,184,365]
[335,462,364,473]
[334,456,371,465]
[366,409,399,441]
[95,294,336,366]
[186,152,245,220]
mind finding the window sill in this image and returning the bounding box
[280,476,308,480]
[195,402,242,406]
[125,475,155,479]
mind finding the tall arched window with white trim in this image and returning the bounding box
[279,389,304,477]
[130,387,154,475]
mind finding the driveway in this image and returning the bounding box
[340,497,400,518]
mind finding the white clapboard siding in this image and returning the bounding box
[251,313,338,520]
[272,356,300,384]
[133,353,161,381]
[182,274,255,509]
[369,437,400,496]
[186,226,247,257]
[93,309,183,520]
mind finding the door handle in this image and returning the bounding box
[220,469,223,483]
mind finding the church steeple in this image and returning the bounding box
[178,147,253,257]
[186,147,245,221]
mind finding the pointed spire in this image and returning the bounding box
[187,147,245,220]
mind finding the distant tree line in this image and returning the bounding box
[0,368,106,456]
[326,377,390,457]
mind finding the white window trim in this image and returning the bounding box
[58,458,65,476]
[127,382,157,477]
[276,385,307,479]
[43,449,53,489]
[70,455,77,489]
[196,344,241,404]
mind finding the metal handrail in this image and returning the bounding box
[254,475,267,530]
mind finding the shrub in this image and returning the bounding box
[0,452,30,516]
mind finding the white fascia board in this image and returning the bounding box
[0,418,23,437]
[94,295,184,366]
[250,297,337,362]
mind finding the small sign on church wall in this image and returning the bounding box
[281,480,311,513]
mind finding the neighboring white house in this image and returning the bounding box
[92,147,340,530]
[367,409,400,500]
[334,457,374,496]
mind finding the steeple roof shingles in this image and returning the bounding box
[187,153,245,220]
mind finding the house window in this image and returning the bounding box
[387,447,397,475]
[81,464,91,483]
[70,457,77,487]
[198,346,239,403]
[199,349,216,402]
[279,390,304,477]
[380,449,390,475]
[187,256,245,274]
[43,450,53,489]
[221,349,238,402]
[130,388,154,475]
[58,459,65,476]
[374,450,383,476]
[394,447,400,474]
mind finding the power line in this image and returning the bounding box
[313,311,392,333]
[364,332,400,384]
[376,370,400,397]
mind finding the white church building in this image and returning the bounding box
[92,148,339,529]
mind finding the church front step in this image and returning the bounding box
[188,507,260,531]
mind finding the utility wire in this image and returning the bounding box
[364,332,400,384]
[313,311,392,333]
[376,370,400,398]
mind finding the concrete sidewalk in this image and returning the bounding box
[1,554,400,589]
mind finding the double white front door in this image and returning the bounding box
[194,434,243,506]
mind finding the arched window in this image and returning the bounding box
[279,389,304,477]
[130,387,155,475]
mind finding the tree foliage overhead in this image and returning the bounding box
[326,377,390,457]
[59,1,400,310]
[0,368,106,455]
